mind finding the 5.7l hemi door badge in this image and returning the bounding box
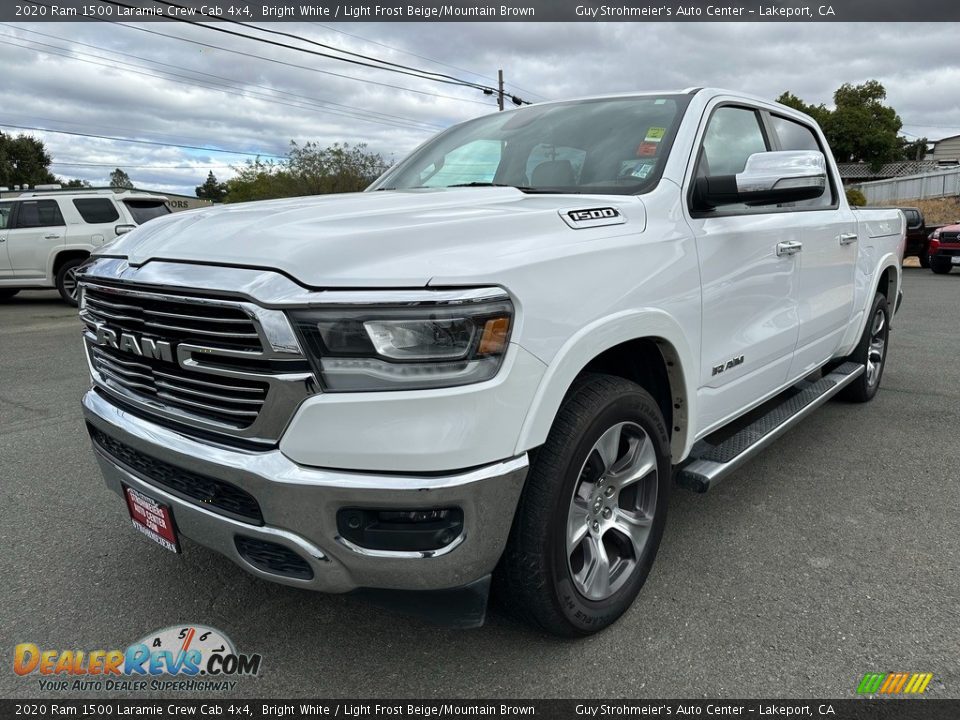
[559,206,627,229]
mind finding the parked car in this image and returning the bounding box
[77,88,904,636]
[899,207,936,267]
[0,189,170,305]
[927,222,960,274]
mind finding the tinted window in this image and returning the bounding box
[699,107,768,177]
[770,114,833,207]
[123,200,170,225]
[73,198,120,224]
[13,199,65,228]
[0,201,12,230]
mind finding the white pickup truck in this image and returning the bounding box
[77,88,904,636]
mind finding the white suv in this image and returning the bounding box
[0,189,170,305]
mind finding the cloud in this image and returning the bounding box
[1,20,958,195]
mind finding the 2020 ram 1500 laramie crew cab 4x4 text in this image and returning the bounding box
[78,89,904,636]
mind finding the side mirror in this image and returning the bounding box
[114,224,136,236]
[694,150,828,210]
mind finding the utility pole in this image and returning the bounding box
[497,69,505,111]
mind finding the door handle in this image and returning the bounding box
[44,234,62,240]
[776,240,803,256]
[838,232,858,245]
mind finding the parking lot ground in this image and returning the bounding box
[1,268,958,699]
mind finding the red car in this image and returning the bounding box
[928,223,960,274]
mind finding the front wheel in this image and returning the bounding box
[496,374,671,637]
[55,258,85,306]
[839,292,890,403]
[918,251,930,269]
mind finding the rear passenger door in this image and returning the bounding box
[7,199,66,279]
[73,197,121,242]
[769,113,858,379]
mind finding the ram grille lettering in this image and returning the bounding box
[94,325,174,363]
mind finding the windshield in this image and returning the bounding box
[123,199,170,225]
[372,95,690,195]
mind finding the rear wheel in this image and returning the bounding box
[497,374,670,637]
[0,288,20,301]
[55,258,85,306]
[839,292,889,403]
[930,257,953,274]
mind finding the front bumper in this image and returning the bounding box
[82,389,528,593]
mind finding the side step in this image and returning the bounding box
[676,362,864,493]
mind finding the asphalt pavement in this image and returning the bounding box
[1,268,958,699]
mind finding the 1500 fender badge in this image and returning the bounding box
[560,206,626,229]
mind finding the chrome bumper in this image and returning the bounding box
[82,389,527,593]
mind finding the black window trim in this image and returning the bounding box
[686,101,840,219]
[10,198,66,229]
[73,197,121,224]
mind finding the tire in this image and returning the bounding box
[0,288,20,301]
[838,292,890,403]
[930,257,952,275]
[496,374,671,637]
[918,251,930,269]
[55,258,85,306]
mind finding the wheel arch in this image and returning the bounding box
[515,310,697,463]
[51,248,91,278]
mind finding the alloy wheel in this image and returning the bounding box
[566,421,658,601]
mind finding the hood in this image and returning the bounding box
[104,188,645,288]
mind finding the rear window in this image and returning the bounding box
[73,198,120,224]
[123,200,170,225]
[0,201,12,230]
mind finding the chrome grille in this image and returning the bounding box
[83,285,262,351]
[91,345,268,428]
[78,269,315,446]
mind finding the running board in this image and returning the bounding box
[676,362,864,493]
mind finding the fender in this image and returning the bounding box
[515,308,698,463]
[48,243,95,284]
[836,252,901,358]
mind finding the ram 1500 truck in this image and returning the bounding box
[77,88,904,637]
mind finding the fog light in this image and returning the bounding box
[337,507,464,553]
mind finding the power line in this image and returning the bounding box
[0,122,287,158]
[0,34,444,134]
[102,0,492,94]
[311,23,549,101]
[1,25,446,132]
[52,162,237,169]
[24,1,496,108]
[155,0,489,91]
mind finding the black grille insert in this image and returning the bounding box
[235,536,314,580]
[89,425,263,524]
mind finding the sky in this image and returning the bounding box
[2,20,959,196]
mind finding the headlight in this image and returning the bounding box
[287,292,513,391]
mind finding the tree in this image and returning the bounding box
[0,132,57,187]
[110,168,134,189]
[845,188,867,207]
[62,178,91,188]
[195,171,227,202]
[776,81,908,171]
[224,142,388,203]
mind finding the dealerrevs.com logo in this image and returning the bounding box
[14,625,262,692]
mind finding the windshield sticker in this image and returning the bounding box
[631,162,655,179]
[636,142,659,157]
[644,127,666,143]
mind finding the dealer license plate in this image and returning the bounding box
[123,485,180,553]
